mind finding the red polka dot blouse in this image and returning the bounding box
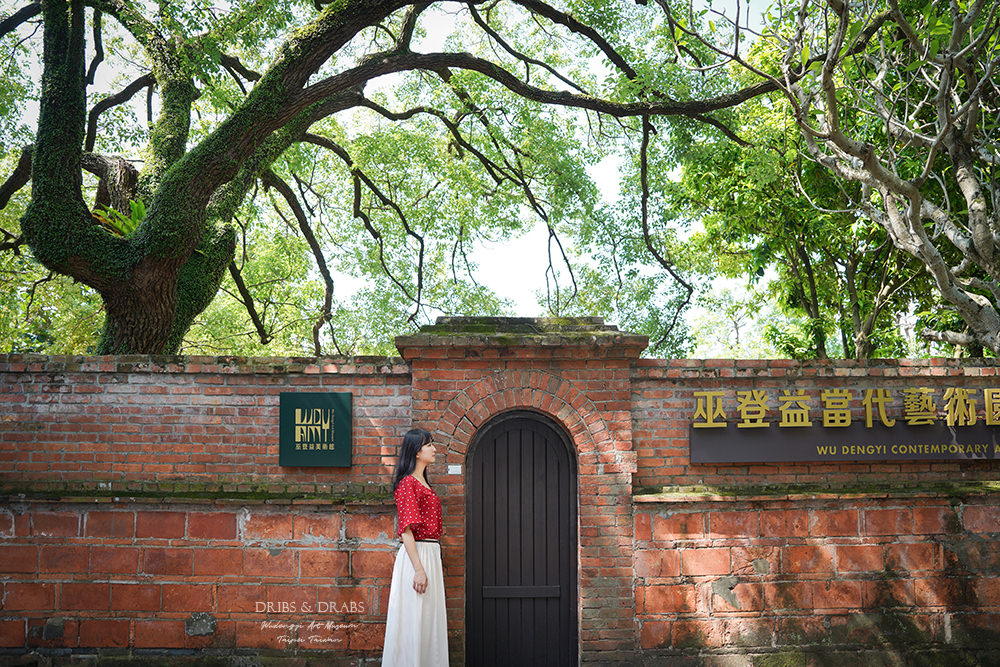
[394,475,442,541]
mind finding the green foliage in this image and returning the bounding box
[10,0,978,358]
[93,199,145,237]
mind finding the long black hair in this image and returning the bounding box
[391,428,432,492]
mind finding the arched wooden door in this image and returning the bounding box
[466,411,578,666]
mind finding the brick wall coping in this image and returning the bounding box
[6,353,996,375]
[0,353,409,376]
[634,357,999,376]
[634,481,1000,504]
[394,316,649,352]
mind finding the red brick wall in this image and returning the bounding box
[3,348,1000,663]
[0,355,410,494]
[0,354,409,661]
[0,501,395,654]
[632,358,1000,488]
[630,358,1000,661]
[634,493,1000,662]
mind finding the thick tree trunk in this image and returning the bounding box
[97,265,178,354]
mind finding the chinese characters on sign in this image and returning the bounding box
[279,393,353,467]
[689,387,1000,463]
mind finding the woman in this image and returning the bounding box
[382,428,448,666]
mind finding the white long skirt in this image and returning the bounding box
[382,541,448,666]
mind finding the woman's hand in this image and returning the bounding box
[412,568,428,594]
[400,528,428,594]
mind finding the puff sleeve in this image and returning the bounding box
[394,476,421,537]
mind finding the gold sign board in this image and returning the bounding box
[689,387,1000,463]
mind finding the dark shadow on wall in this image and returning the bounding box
[798,513,1000,667]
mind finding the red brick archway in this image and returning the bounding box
[422,369,638,662]
[436,370,616,465]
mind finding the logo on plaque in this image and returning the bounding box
[279,392,352,467]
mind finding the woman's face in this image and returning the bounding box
[417,439,435,464]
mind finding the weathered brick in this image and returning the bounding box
[837,545,884,572]
[784,545,834,574]
[193,547,243,575]
[134,620,186,648]
[143,547,193,576]
[111,583,160,611]
[60,582,110,610]
[864,508,912,536]
[351,550,394,579]
[680,548,730,576]
[4,582,56,610]
[810,509,859,537]
[188,512,238,540]
[294,513,342,542]
[39,545,89,573]
[136,511,186,539]
[885,543,937,571]
[640,584,697,614]
[638,620,671,649]
[244,548,295,577]
[161,583,214,612]
[0,619,25,648]
[85,511,134,538]
[635,549,681,578]
[964,505,1000,534]
[764,581,812,610]
[78,619,129,647]
[760,509,809,538]
[709,511,759,538]
[912,506,958,535]
[300,549,349,579]
[90,546,140,574]
[812,580,863,609]
[344,514,394,540]
[243,513,293,541]
[654,513,706,541]
[31,512,79,537]
[218,584,265,614]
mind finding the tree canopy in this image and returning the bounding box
[1,0,998,358]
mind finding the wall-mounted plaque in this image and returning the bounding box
[279,392,352,467]
[689,387,1000,463]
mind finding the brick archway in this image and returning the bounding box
[436,370,619,467]
[430,369,638,662]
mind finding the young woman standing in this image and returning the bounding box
[381,428,448,666]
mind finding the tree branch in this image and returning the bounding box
[21,0,132,292]
[0,2,41,40]
[227,262,271,344]
[0,144,32,210]
[467,2,590,95]
[296,50,787,120]
[920,328,977,347]
[85,9,102,85]
[640,115,693,349]
[261,169,338,355]
[81,152,139,215]
[85,73,156,152]
[510,0,638,79]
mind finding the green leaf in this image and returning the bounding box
[927,39,940,60]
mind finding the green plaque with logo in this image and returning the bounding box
[279,392,352,467]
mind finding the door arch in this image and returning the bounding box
[465,410,578,666]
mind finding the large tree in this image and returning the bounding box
[669,0,1000,353]
[670,85,929,360]
[1,0,784,354]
